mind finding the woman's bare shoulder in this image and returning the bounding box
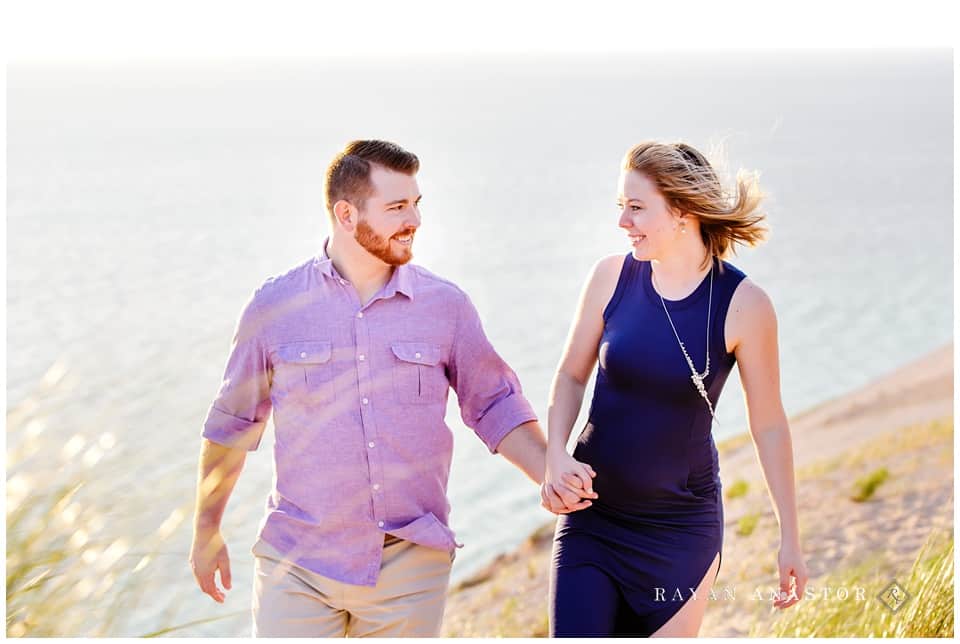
[729,278,776,317]
[590,253,629,285]
[727,277,778,351]
[575,253,629,319]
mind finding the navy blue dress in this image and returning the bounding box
[549,253,747,637]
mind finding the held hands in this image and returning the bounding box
[541,448,598,514]
[189,527,233,603]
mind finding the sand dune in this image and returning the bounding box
[441,344,954,637]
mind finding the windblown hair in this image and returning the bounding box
[622,141,768,271]
[325,140,420,217]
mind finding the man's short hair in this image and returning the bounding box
[324,140,420,217]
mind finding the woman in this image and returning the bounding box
[540,141,808,637]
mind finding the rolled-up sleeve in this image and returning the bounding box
[447,291,538,454]
[202,289,272,451]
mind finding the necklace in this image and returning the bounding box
[651,260,718,424]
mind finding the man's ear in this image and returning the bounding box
[333,200,356,231]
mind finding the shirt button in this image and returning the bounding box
[415,352,422,359]
[339,279,347,285]
[356,311,364,319]
[358,354,365,361]
[368,441,375,448]
[300,352,307,358]
[378,521,384,528]
[373,484,381,491]
[362,397,369,405]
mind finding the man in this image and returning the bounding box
[189,140,595,637]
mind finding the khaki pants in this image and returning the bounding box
[251,535,454,637]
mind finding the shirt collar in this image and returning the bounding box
[314,238,337,279]
[315,237,415,300]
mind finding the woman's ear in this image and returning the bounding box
[669,206,685,229]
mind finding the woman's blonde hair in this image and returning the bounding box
[622,141,768,271]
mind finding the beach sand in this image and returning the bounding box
[440,343,954,637]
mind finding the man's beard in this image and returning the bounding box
[354,218,414,266]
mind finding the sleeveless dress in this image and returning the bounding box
[549,253,747,637]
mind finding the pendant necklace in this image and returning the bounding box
[651,259,719,424]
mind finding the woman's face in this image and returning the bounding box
[616,170,681,261]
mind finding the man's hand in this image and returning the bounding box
[189,439,246,603]
[541,448,598,514]
[189,527,232,603]
[541,481,594,514]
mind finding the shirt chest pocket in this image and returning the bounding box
[272,341,336,403]
[391,342,447,405]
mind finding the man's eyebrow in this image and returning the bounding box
[383,195,422,207]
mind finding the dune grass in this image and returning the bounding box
[5,464,246,637]
[724,478,750,500]
[5,385,241,637]
[758,528,953,637]
[716,431,752,456]
[736,512,760,537]
[851,467,890,502]
[797,418,952,480]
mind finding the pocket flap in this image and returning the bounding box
[275,341,332,364]
[391,342,442,366]
[382,512,460,551]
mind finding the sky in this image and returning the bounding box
[5,0,958,62]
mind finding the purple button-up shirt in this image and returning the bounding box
[202,240,538,586]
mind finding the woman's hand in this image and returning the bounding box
[773,541,808,609]
[540,447,598,514]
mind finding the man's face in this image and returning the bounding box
[353,165,422,266]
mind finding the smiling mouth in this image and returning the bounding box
[393,233,414,245]
[628,234,647,243]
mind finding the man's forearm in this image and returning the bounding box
[193,438,248,532]
[496,421,548,485]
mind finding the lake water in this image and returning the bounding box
[6,50,953,635]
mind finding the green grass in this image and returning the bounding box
[736,512,760,536]
[797,418,952,480]
[759,529,953,637]
[851,467,890,502]
[725,479,750,500]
